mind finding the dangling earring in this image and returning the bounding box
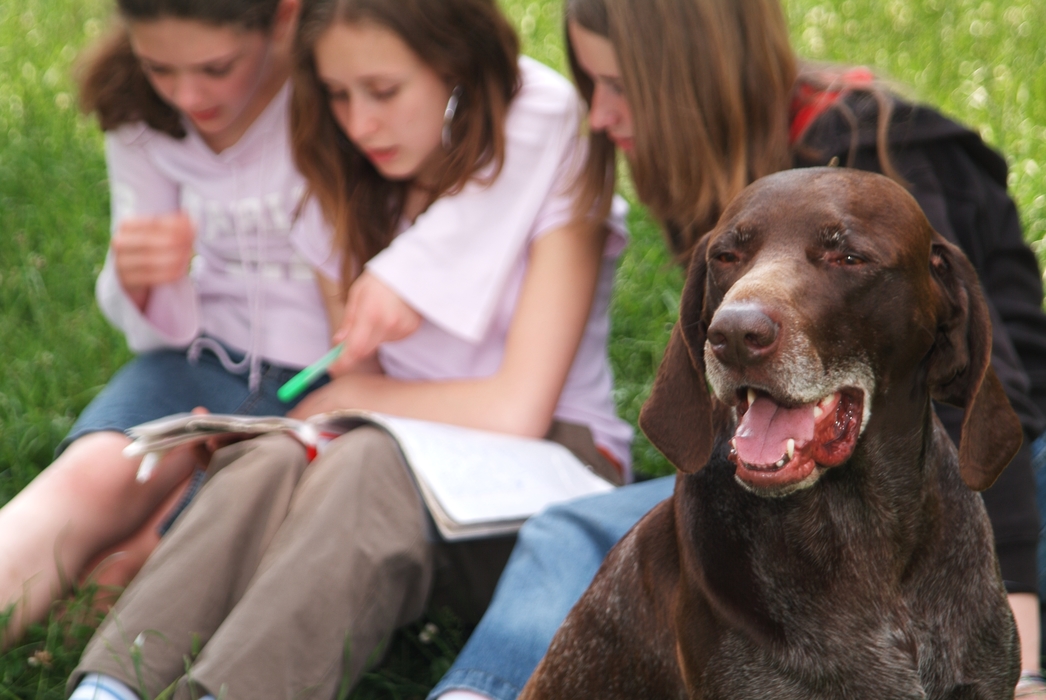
[442,85,462,150]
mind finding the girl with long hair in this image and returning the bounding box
[66,0,632,697]
[0,0,330,645]
[429,0,1046,698]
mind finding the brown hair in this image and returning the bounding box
[78,0,284,138]
[566,0,897,261]
[291,0,520,286]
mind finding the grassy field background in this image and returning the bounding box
[2,0,1046,696]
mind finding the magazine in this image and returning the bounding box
[124,410,616,540]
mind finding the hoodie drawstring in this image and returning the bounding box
[186,153,268,394]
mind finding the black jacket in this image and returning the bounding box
[800,92,1046,439]
[798,93,1046,588]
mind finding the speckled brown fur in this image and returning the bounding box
[520,169,1022,700]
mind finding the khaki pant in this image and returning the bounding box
[70,423,617,700]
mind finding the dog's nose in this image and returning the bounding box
[706,303,780,367]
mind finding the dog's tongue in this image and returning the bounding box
[734,396,815,466]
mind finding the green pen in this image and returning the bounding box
[277,342,345,403]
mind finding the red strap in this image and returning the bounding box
[286,430,321,463]
[789,67,874,144]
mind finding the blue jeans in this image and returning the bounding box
[427,476,675,700]
[59,342,322,455]
[1034,432,1046,602]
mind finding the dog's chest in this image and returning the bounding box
[682,565,1017,700]
[697,623,938,700]
[682,461,1011,700]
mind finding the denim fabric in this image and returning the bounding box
[59,342,326,456]
[1029,433,1046,648]
[428,476,675,700]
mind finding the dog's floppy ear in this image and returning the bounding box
[927,237,1022,491]
[640,236,719,473]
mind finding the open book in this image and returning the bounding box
[124,411,616,541]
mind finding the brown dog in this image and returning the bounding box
[520,168,1022,700]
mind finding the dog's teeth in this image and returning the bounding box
[816,395,833,417]
[774,456,787,468]
[747,388,757,406]
[786,439,795,460]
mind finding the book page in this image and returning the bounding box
[371,415,615,526]
[126,413,303,441]
[124,415,300,461]
[124,409,617,537]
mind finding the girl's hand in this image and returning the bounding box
[287,375,357,419]
[287,221,608,436]
[185,406,259,464]
[112,212,196,310]
[327,271,421,376]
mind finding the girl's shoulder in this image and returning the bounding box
[105,119,203,170]
[513,56,582,122]
[108,120,163,149]
[800,90,1009,188]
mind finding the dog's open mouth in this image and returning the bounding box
[729,388,864,492]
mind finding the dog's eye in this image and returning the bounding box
[827,252,865,266]
[713,251,740,264]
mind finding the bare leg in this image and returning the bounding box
[1011,592,1042,672]
[1011,592,1046,699]
[78,471,196,612]
[0,431,197,646]
[72,429,433,700]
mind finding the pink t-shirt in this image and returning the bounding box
[96,83,331,369]
[294,57,634,472]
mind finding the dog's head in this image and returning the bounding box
[640,168,1022,495]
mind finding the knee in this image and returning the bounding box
[518,501,591,552]
[301,427,417,510]
[321,427,396,463]
[519,490,642,559]
[526,479,672,549]
[312,427,403,483]
[208,433,308,480]
[44,432,137,502]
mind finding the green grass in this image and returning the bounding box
[0,0,119,503]
[2,0,1046,696]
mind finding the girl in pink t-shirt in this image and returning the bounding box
[0,0,327,643]
[68,0,630,697]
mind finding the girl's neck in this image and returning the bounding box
[403,184,435,223]
[402,154,452,222]
[200,45,292,154]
